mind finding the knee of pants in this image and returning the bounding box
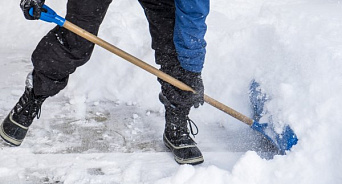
[32,26,94,81]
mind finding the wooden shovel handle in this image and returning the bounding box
[63,21,254,126]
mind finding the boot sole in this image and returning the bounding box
[0,115,24,146]
[0,124,22,146]
[163,134,204,165]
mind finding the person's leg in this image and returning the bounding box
[0,0,112,146]
[138,0,204,165]
[32,0,113,96]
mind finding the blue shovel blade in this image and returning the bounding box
[251,121,298,155]
[249,80,298,154]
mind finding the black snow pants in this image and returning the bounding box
[32,0,181,101]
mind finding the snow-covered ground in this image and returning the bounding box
[1,0,342,183]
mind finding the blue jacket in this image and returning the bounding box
[174,0,210,73]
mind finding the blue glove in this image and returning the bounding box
[20,0,45,20]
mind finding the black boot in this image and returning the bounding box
[0,86,47,146]
[160,93,204,165]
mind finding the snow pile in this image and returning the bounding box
[0,0,342,183]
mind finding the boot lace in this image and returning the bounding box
[175,116,199,146]
[186,116,198,137]
[13,88,46,126]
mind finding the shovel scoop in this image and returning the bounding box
[249,80,298,154]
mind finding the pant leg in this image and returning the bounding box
[139,0,203,109]
[138,0,180,103]
[138,0,178,67]
[32,0,112,96]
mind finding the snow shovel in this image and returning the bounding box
[30,5,298,154]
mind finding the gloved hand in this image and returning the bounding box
[178,67,204,108]
[159,65,204,108]
[20,0,45,20]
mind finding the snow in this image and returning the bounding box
[1,0,342,183]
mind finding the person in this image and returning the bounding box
[0,0,209,165]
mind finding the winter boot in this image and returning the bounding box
[0,74,47,146]
[160,93,204,165]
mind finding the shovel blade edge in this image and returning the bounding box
[251,121,298,154]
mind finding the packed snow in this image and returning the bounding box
[1,0,342,183]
